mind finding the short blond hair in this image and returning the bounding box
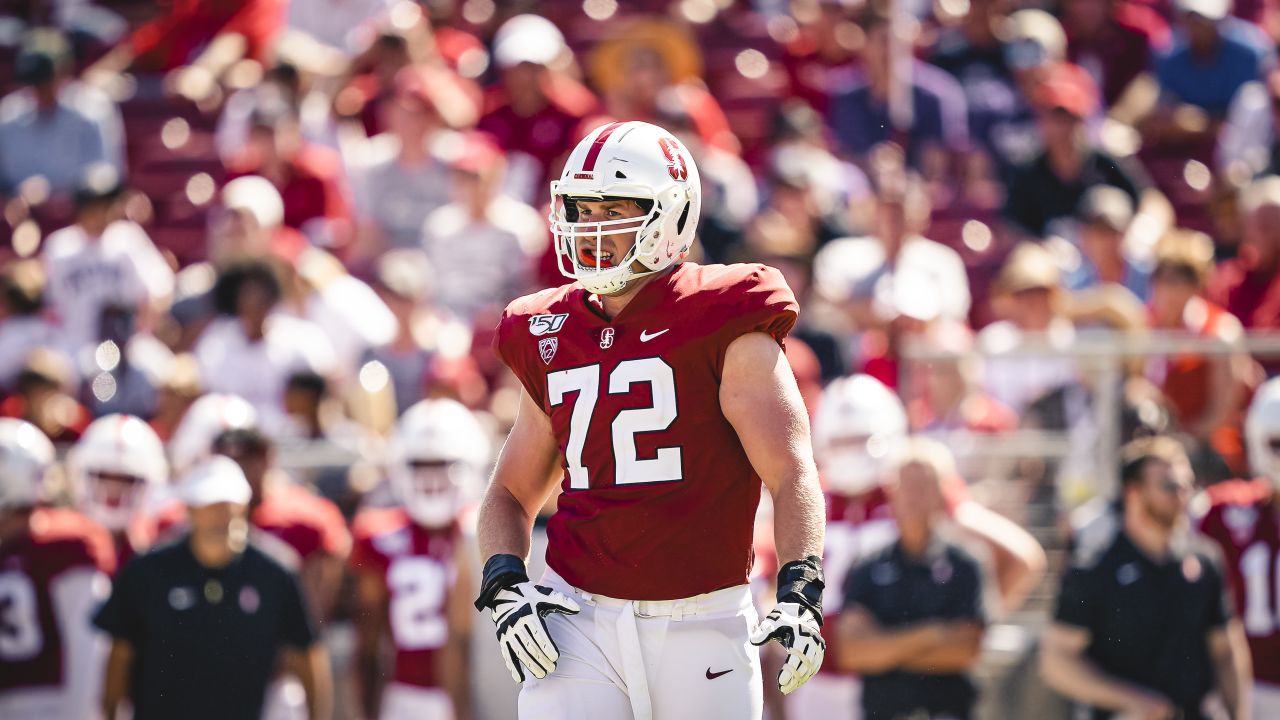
[1153,228,1215,288]
[891,436,959,481]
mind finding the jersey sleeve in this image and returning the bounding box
[276,567,318,649]
[710,264,799,374]
[347,510,391,574]
[840,559,875,613]
[1053,565,1099,632]
[93,559,144,643]
[492,299,549,409]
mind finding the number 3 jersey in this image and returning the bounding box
[0,508,115,695]
[349,508,458,689]
[1196,479,1280,685]
[494,262,799,600]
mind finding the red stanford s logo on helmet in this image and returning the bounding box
[658,137,688,182]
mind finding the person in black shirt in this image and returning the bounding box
[95,456,333,720]
[1041,436,1251,720]
[837,438,986,720]
[1002,62,1170,242]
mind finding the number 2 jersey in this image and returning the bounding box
[1196,479,1280,685]
[494,262,799,600]
[349,508,458,689]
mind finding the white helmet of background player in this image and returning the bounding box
[68,414,168,530]
[549,121,701,296]
[389,399,491,528]
[1246,377,1280,488]
[812,374,908,496]
[0,419,56,510]
[169,393,258,476]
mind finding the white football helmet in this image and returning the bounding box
[0,419,55,510]
[68,414,168,530]
[1246,377,1280,488]
[812,375,908,496]
[389,399,491,528]
[169,393,258,476]
[549,121,701,295]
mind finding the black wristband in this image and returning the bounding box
[474,554,530,611]
[776,555,825,622]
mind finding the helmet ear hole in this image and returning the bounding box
[676,202,691,234]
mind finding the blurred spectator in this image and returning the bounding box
[193,259,336,433]
[1,348,90,445]
[421,132,541,320]
[1062,0,1168,108]
[91,0,284,75]
[1041,436,1250,720]
[1147,229,1253,471]
[0,260,57,392]
[149,353,203,441]
[1004,62,1168,240]
[478,14,597,204]
[1217,67,1280,179]
[286,0,394,57]
[168,176,304,351]
[836,438,987,720]
[828,1,969,175]
[1209,175,1280,330]
[349,69,454,257]
[95,456,333,720]
[82,305,167,420]
[227,94,353,249]
[779,0,860,114]
[42,164,174,362]
[0,31,119,200]
[217,62,333,168]
[1063,185,1153,301]
[294,247,397,380]
[168,392,259,478]
[979,242,1079,414]
[908,321,1018,440]
[1153,0,1273,122]
[814,156,971,334]
[362,249,441,415]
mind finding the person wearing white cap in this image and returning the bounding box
[95,455,334,720]
[478,14,595,204]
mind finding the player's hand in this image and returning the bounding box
[1119,692,1175,720]
[749,601,825,694]
[487,581,580,682]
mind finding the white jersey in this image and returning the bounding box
[41,221,173,356]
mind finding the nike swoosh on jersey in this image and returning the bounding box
[705,668,733,680]
[639,329,670,342]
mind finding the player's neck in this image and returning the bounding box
[595,273,658,318]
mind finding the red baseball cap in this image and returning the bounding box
[448,131,502,175]
[1035,63,1099,119]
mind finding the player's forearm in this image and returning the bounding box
[298,645,334,720]
[768,468,825,564]
[477,483,537,563]
[1039,645,1155,711]
[1211,624,1252,720]
[101,640,133,720]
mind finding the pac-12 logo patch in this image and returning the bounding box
[539,337,559,365]
[529,313,568,336]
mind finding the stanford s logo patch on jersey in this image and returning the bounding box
[539,337,559,365]
[529,313,568,336]
[600,328,615,349]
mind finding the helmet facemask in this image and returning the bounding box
[392,459,469,529]
[84,470,150,531]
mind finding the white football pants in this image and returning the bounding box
[1255,681,1280,718]
[379,683,454,720]
[519,568,764,720]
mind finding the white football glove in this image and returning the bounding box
[750,601,826,695]
[489,582,581,682]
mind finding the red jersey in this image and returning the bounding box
[0,508,114,693]
[819,488,896,676]
[1196,479,1280,685]
[494,263,798,600]
[349,508,457,689]
[253,484,352,562]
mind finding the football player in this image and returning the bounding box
[350,399,486,720]
[475,120,827,719]
[1198,377,1280,715]
[66,413,170,567]
[0,418,115,720]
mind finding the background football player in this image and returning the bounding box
[475,120,827,719]
[0,418,114,720]
[350,399,486,720]
[1199,376,1280,716]
[66,413,170,567]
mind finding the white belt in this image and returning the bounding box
[543,571,753,720]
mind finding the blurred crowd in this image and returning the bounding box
[3,0,1280,717]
